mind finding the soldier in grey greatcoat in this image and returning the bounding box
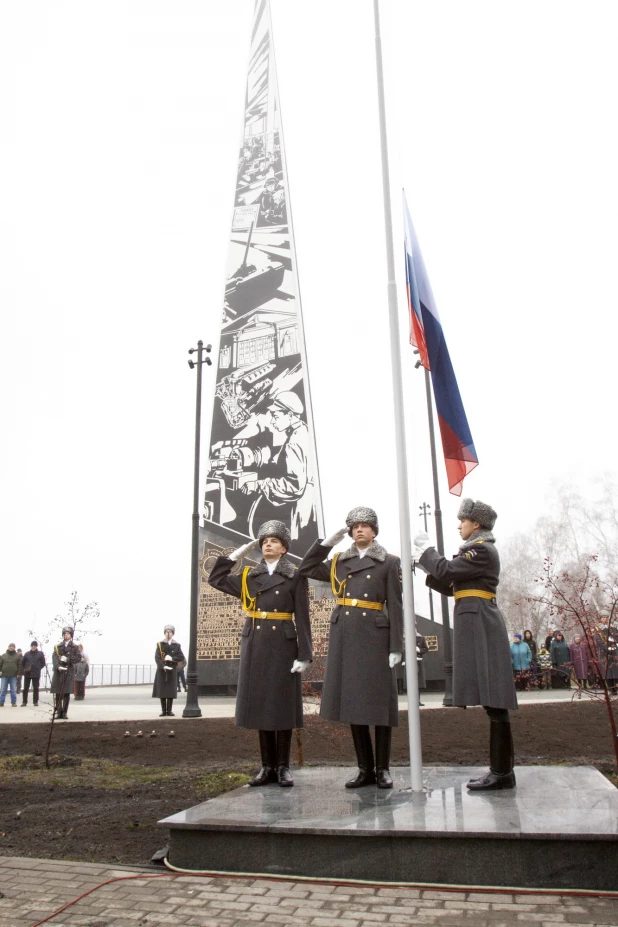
[50,627,81,720]
[152,625,185,717]
[208,520,312,787]
[298,507,403,789]
[414,498,518,791]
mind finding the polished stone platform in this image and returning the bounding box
[160,766,618,890]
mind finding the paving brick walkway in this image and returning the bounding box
[1,857,617,927]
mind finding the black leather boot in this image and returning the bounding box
[375,725,393,789]
[54,696,64,720]
[468,718,516,790]
[345,725,376,787]
[159,699,167,717]
[248,731,278,786]
[276,729,294,787]
[60,694,70,720]
[167,698,175,717]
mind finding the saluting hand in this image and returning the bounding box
[229,538,259,561]
[323,526,348,547]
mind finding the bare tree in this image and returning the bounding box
[43,591,101,768]
[527,555,618,768]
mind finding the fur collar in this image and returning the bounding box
[459,528,496,552]
[339,541,387,562]
[248,555,297,579]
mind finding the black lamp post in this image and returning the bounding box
[183,340,212,719]
[415,355,454,707]
[419,502,435,623]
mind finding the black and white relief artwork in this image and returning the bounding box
[203,1,320,558]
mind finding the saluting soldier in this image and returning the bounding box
[51,627,81,720]
[414,498,518,790]
[298,507,403,789]
[153,625,185,717]
[208,520,312,787]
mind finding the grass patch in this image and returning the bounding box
[194,769,251,799]
[0,756,250,793]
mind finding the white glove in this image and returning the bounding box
[164,654,173,662]
[229,538,259,561]
[164,665,172,671]
[290,660,310,674]
[58,665,67,671]
[60,655,67,663]
[413,532,432,552]
[389,652,402,668]
[323,526,348,547]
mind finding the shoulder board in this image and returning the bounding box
[475,540,485,545]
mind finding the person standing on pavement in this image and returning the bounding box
[208,520,312,788]
[51,628,81,720]
[570,634,589,693]
[298,507,403,790]
[523,629,539,687]
[21,641,46,706]
[414,498,518,791]
[15,649,23,695]
[153,625,185,717]
[536,645,552,689]
[510,633,532,690]
[176,655,187,693]
[0,643,22,707]
[550,631,571,688]
[73,645,89,700]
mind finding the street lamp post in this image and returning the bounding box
[419,503,435,623]
[183,340,212,719]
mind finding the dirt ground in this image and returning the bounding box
[0,700,615,866]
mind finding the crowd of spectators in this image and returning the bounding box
[509,624,618,694]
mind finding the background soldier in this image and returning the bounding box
[208,519,311,787]
[153,625,185,717]
[414,498,518,790]
[298,506,403,789]
[50,627,81,720]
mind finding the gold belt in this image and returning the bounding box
[454,589,496,601]
[244,611,294,620]
[337,597,383,611]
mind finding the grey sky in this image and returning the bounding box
[1,1,617,662]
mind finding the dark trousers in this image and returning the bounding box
[22,677,40,704]
[74,680,86,698]
[177,669,187,692]
[16,676,22,694]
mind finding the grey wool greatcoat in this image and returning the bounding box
[420,541,517,710]
[208,555,312,731]
[152,641,185,699]
[50,641,81,694]
[298,540,403,727]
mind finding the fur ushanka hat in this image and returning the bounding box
[457,498,497,530]
[346,506,379,537]
[257,520,292,551]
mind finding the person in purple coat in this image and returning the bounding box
[570,634,590,691]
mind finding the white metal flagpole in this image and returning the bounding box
[373,0,424,791]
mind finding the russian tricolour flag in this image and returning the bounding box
[403,192,478,496]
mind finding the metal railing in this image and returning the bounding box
[39,664,156,689]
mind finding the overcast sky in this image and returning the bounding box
[2,1,617,663]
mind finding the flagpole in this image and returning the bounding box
[423,367,454,706]
[373,0,424,792]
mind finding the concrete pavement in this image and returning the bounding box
[0,686,582,723]
[1,856,617,927]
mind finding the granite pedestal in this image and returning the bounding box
[159,766,618,890]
